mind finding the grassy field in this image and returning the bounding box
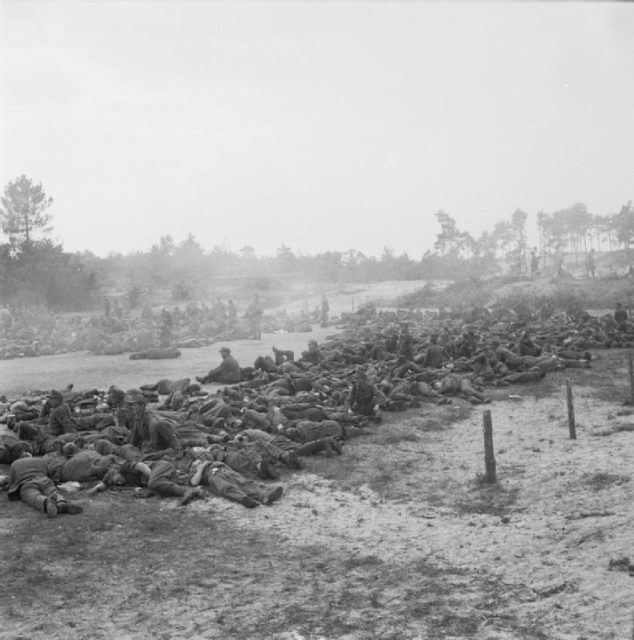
[1,347,634,639]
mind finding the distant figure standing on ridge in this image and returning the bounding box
[530,249,540,277]
[555,253,565,278]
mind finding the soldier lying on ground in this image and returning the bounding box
[0,433,33,463]
[437,373,490,404]
[1,456,83,518]
[189,459,283,508]
[140,378,191,396]
[85,447,204,506]
[129,346,181,360]
[189,443,281,480]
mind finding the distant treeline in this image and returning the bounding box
[1,175,633,311]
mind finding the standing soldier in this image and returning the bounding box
[159,308,173,347]
[555,253,565,278]
[245,294,263,340]
[530,248,540,277]
[320,295,330,326]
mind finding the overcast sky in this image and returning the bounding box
[1,1,632,258]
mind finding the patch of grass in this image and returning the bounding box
[89,515,116,532]
[367,470,395,494]
[376,430,420,445]
[417,418,447,431]
[344,554,384,570]
[455,483,520,516]
[431,612,480,636]
[580,472,630,490]
[412,556,468,577]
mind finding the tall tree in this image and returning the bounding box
[511,209,528,273]
[613,200,634,256]
[0,175,53,247]
[433,210,460,257]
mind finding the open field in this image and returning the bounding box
[0,326,335,398]
[1,346,634,639]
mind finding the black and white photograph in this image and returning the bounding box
[1,1,633,638]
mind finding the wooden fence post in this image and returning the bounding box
[483,410,496,484]
[566,378,576,440]
[628,351,634,406]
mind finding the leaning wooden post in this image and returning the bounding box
[628,351,634,405]
[566,378,576,440]
[482,410,496,484]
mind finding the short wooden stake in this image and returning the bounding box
[482,410,496,483]
[628,351,634,405]
[566,378,576,440]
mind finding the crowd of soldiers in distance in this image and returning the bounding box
[0,297,631,518]
[0,293,324,360]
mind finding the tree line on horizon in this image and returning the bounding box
[1,175,633,312]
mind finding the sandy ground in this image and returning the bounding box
[1,363,633,639]
[175,379,634,639]
[0,326,336,398]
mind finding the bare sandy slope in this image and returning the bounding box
[286,280,443,316]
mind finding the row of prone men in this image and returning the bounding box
[0,375,373,518]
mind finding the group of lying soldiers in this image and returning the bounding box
[0,299,631,518]
[0,294,316,361]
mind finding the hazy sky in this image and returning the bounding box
[1,1,633,258]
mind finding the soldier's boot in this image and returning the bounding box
[282,450,305,470]
[295,438,328,457]
[259,457,280,479]
[43,498,58,518]
[55,493,84,516]
[329,438,343,456]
